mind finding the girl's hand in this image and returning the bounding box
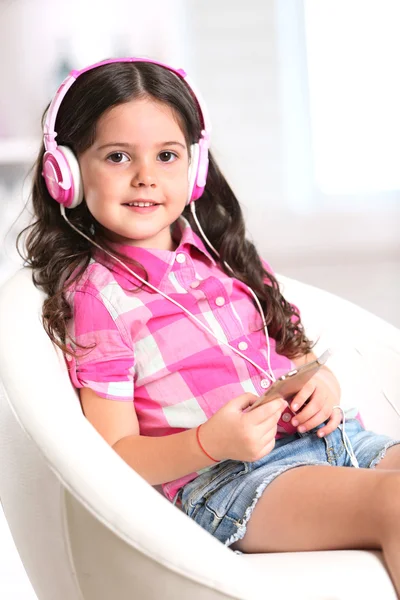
[290,366,342,437]
[199,393,288,463]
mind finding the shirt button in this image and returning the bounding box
[215,296,225,306]
[260,379,270,389]
[282,412,292,423]
[238,341,248,351]
[190,280,200,289]
[176,253,186,264]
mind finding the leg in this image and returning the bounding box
[375,444,400,470]
[231,465,400,597]
[374,443,400,594]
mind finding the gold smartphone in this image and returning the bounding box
[247,349,332,412]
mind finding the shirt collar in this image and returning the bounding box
[94,217,216,289]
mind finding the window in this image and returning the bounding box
[276,0,400,209]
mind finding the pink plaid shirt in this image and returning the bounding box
[66,217,297,501]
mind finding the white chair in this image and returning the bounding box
[0,267,399,600]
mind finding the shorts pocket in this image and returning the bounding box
[183,461,248,516]
[203,468,249,520]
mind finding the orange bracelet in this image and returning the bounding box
[196,425,219,463]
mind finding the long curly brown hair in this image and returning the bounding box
[19,60,313,359]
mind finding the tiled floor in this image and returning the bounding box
[0,506,37,599]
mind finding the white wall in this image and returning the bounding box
[0,0,188,138]
[0,0,399,329]
[186,0,400,326]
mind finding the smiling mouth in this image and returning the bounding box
[123,201,160,207]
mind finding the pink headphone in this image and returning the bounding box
[42,57,211,209]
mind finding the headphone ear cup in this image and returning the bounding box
[187,143,200,204]
[58,146,83,208]
[42,145,83,208]
[187,137,209,204]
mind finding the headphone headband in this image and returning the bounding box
[43,57,211,152]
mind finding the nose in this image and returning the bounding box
[131,160,156,188]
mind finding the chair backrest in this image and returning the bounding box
[0,268,262,600]
[0,269,89,599]
[277,274,400,438]
[0,268,399,600]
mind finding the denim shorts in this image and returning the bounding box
[174,419,400,549]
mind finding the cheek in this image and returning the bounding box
[167,162,189,191]
[82,169,117,203]
[80,164,96,200]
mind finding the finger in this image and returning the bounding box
[295,408,328,433]
[237,393,260,411]
[255,409,282,438]
[316,408,343,438]
[290,381,316,413]
[257,437,276,461]
[260,423,278,445]
[248,399,287,425]
[291,388,329,426]
[264,437,276,455]
[291,394,329,427]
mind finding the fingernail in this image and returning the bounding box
[298,425,306,433]
[292,419,298,426]
[292,403,298,411]
[318,431,325,437]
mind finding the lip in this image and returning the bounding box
[122,199,160,206]
[123,201,161,215]
[122,198,161,208]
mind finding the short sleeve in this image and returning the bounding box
[66,290,134,401]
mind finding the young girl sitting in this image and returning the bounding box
[21,57,400,594]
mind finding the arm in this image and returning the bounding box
[70,289,215,484]
[80,387,217,486]
[80,387,287,485]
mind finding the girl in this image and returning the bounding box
[21,58,400,594]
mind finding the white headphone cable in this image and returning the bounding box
[332,405,360,468]
[60,205,276,382]
[190,201,276,383]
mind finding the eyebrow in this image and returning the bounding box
[96,141,186,150]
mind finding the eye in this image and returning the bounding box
[107,152,129,164]
[158,151,177,163]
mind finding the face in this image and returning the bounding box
[79,98,190,250]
